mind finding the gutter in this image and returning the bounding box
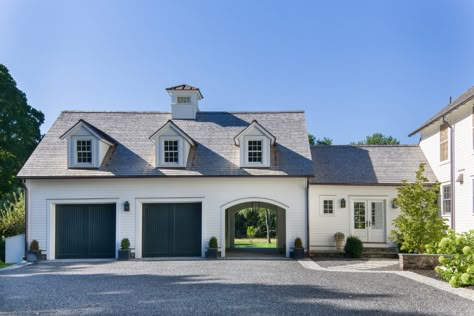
[306,177,310,256]
[21,179,29,259]
[442,116,456,231]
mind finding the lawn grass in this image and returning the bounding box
[0,261,12,269]
[234,238,277,248]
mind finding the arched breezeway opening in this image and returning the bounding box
[220,198,287,258]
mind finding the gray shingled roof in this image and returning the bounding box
[18,111,313,178]
[310,145,437,185]
[409,86,474,136]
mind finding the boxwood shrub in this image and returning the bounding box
[344,236,363,258]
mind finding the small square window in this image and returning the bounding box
[323,200,334,214]
[76,140,92,163]
[163,140,179,163]
[177,96,191,104]
[247,140,262,163]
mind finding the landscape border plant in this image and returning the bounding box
[390,163,448,254]
[427,229,474,288]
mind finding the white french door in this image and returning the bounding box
[351,200,386,243]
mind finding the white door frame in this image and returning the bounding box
[349,196,387,243]
[135,197,206,258]
[46,198,120,260]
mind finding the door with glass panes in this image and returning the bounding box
[351,200,385,242]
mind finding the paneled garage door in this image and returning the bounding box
[142,203,202,257]
[55,204,116,259]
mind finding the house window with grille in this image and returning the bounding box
[440,123,449,162]
[163,140,179,163]
[247,140,262,163]
[76,140,92,163]
[177,96,191,104]
[323,199,334,214]
[442,184,452,215]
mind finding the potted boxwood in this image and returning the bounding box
[118,238,131,260]
[334,232,345,251]
[291,237,305,260]
[206,236,219,259]
[26,240,41,263]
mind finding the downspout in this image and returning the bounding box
[306,177,310,256]
[21,179,29,259]
[442,116,455,231]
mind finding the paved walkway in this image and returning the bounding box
[313,258,399,271]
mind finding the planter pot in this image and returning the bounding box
[206,248,218,259]
[335,239,345,251]
[26,250,41,263]
[118,249,131,261]
[291,248,305,260]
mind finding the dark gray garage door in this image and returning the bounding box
[142,203,202,257]
[55,204,116,259]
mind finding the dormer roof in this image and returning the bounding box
[149,120,196,146]
[166,84,203,99]
[234,120,276,146]
[59,119,116,146]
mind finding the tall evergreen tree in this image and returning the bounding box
[0,64,44,199]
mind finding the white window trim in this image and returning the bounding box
[320,196,336,216]
[242,136,270,168]
[69,136,98,168]
[158,136,184,167]
[440,124,450,163]
[441,183,452,216]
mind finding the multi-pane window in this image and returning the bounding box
[164,140,179,163]
[354,202,366,229]
[76,140,92,163]
[440,123,449,161]
[323,199,334,214]
[177,96,191,104]
[442,184,452,215]
[247,140,262,163]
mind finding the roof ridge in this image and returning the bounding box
[60,110,305,114]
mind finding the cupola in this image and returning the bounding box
[166,84,203,120]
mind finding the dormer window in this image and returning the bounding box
[149,120,196,168]
[177,96,191,104]
[76,139,92,163]
[247,139,263,163]
[164,139,179,163]
[59,119,115,169]
[234,120,276,168]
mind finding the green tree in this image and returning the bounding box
[308,134,333,145]
[246,226,256,243]
[353,133,400,145]
[0,190,25,237]
[315,137,333,145]
[390,164,448,253]
[0,64,44,200]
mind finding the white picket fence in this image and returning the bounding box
[5,234,25,263]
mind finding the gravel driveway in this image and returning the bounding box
[0,259,472,315]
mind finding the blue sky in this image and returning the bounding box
[1,0,473,144]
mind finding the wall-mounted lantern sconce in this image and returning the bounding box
[124,201,130,212]
[392,199,398,209]
[340,198,346,208]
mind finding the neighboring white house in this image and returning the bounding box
[309,145,436,251]
[17,85,313,259]
[410,86,474,233]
